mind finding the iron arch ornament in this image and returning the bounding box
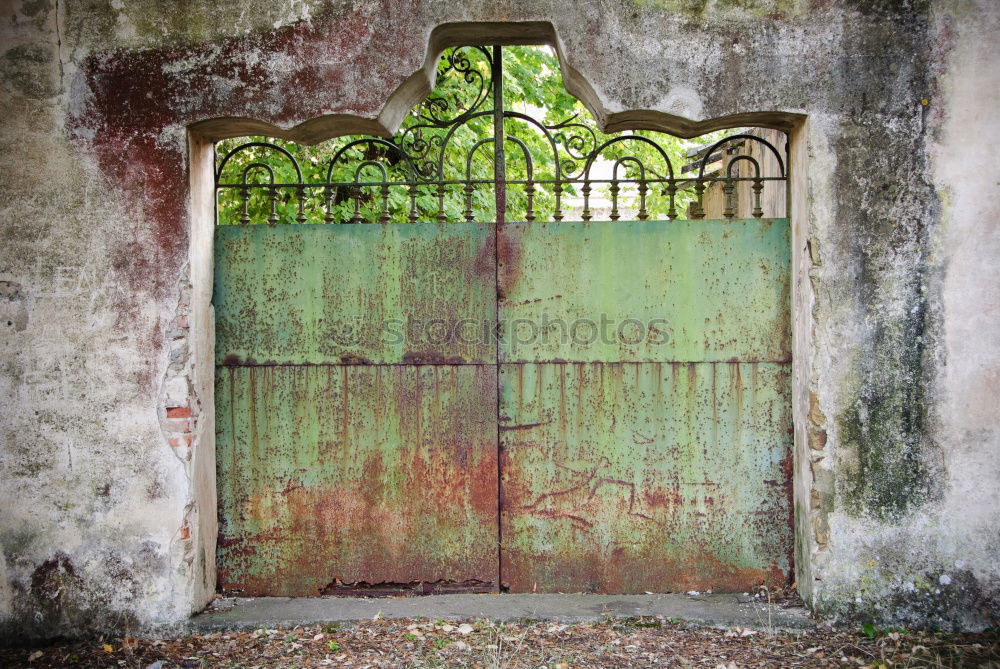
[215,45,788,225]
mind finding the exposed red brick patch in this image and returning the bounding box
[166,407,192,418]
[168,435,193,448]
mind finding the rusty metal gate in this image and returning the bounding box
[497,219,791,593]
[214,223,499,596]
[214,44,792,596]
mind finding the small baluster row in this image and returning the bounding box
[224,175,774,225]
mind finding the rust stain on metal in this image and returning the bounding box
[401,352,470,365]
[216,365,499,596]
[495,213,793,594]
[322,579,495,598]
[339,354,374,365]
[472,232,497,284]
[215,215,792,596]
[214,223,497,366]
[496,223,523,300]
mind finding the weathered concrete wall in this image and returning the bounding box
[805,0,1000,630]
[0,0,997,638]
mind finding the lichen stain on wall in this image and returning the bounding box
[811,0,1000,631]
[828,3,947,524]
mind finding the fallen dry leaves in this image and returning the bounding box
[1,617,997,668]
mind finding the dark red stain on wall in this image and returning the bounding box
[65,5,424,320]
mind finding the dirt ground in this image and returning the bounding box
[1,617,998,668]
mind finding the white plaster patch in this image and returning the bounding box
[661,87,704,122]
[112,3,138,42]
[160,45,225,76]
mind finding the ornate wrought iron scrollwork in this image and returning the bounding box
[215,45,788,225]
[416,46,493,126]
[393,45,494,182]
[546,115,598,181]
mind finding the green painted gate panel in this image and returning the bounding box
[498,219,790,363]
[498,218,792,593]
[216,364,499,596]
[215,223,496,365]
[215,217,791,596]
[214,222,499,596]
[499,362,792,594]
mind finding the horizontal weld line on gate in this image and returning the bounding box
[214,360,793,367]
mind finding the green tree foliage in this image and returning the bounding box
[216,45,728,225]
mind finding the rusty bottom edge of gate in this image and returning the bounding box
[320,579,496,598]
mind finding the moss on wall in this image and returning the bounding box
[839,273,942,521]
[818,564,998,631]
[828,4,945,523]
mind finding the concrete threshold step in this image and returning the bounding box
[191,593,814,632]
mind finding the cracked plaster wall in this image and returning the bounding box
[0,0,997,638]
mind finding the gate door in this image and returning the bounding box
[214,222,498,596]
[497,218,792,593]
[213,44,793,596]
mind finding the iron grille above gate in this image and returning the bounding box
[215,45,788,226]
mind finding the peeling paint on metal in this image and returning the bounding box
[214,223,497,365]
[498,219,791,363]
[216,364,499,596]
[497,217,792,593]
